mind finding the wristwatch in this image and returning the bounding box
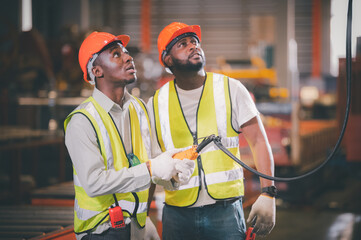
[261,186,277,198]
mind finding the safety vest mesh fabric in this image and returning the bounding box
[153,72,244,207]
[64,96,151,233]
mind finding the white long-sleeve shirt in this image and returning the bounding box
[65,87,150,239]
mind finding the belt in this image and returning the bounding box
[165,197,242,208]
[211,197,241,207]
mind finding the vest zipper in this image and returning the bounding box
[192,132,204,190]
[192,132,198,145]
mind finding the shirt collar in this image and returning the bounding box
[92,87,131,113]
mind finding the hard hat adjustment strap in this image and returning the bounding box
[87,53,99,85]
[163,32,200,60]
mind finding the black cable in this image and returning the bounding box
[212,0,353,182]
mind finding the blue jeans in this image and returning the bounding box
[162,199,246,240]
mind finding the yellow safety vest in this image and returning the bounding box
[64,96,151,233]
[153,72,244,207]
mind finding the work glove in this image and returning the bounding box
[247,194,276,237]
[151,177,180,191]
[144,216,160,240]
[149,148,182,181]
[173,159,195,184]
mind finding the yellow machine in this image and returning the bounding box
[213,56,288,100]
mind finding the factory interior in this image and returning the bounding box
[0,0,361,239]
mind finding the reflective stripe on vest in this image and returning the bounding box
[74,198,101,221]
[130,96,152,157]
[84,101,114,169]
[155,83,173,151]
[73,174,148,221]
[153,72,244,207]
[178,168,243,191]
[64,96,150,233]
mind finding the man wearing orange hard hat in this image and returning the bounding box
[147,22,276,239]
[64,31,195,240]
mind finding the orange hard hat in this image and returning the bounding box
[157,22,201,66]
[78,31,130,83]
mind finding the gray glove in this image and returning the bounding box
[173,159,195,184]
[247,194,276,237]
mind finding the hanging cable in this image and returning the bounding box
[207,0,353,182]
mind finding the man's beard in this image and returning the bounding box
[126,75,137,84]
[172,57,205,72]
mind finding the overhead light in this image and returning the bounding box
[300,86,319,106]
[22,0,32,32]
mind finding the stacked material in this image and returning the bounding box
[0,205,74,240]
[31,181,74,207]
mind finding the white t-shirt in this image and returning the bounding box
[147,76,259,207]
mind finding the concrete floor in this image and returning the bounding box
[244,160,361,240]
[243,208,361,240]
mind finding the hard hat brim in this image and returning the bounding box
[168,25,201,47]
[103,34,130,49]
